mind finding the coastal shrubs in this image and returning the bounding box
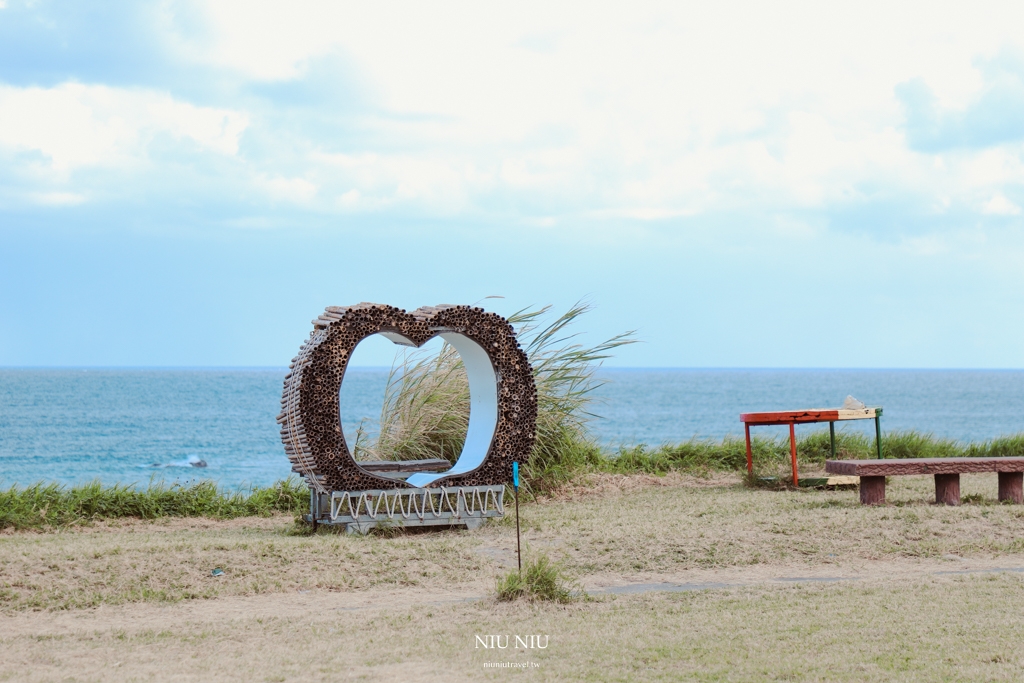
[970,433,1024,458]
[6,432,1024,529]
[600,430,1024,483]
[605,438,750,475]
[496,554,583,603]
[0,478,307,530]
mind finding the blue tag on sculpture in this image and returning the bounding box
[513,461,519,488]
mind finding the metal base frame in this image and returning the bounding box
[307,485,505,533]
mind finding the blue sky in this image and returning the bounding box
[2,0,1024,368]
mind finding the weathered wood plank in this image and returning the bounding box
[799,476,860,488]
[826,457,1024,477]
[740,407,878,425]
[741,409,840,424]
[356,459,452,473]
[835,408,878,421]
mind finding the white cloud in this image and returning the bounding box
[312,151,473,212]
[256,175,318,203]
[0,83,249,172]
[28,191,87,206]
[338,189,361,207]
[4,1,1023,226]
[166,0,1024,224]
[528,216,557,227]
[902,235,950,256]
[982,194,1022,216]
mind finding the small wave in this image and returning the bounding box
[139,455,208,469]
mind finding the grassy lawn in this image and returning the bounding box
[3,575,1024,682]
[3,473,1024,681]
[4,473,1024,611]
[525,472,1024,574]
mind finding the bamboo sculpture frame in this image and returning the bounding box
[278,303,537,494]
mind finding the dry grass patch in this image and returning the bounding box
[518,472,1024,576]
[0,514,292,536]
[3,574,1024,681]
[545,471,740,501]
[0,517,491,612]
[4,473,1024,613]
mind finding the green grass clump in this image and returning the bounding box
[605,437,749,475]
[971,433,1024,458]
[601,432,862,478]
[496,554,583,603]
[0,477,308,530]
[879,431,961,459]
[596,430,1024,483]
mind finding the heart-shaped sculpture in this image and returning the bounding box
[278,303,537,493]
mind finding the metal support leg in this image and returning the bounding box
[829,422,836,459]
[789,422,799,486]
[744,423,753,476]
[875,416,883,459]
[310,490,319,532]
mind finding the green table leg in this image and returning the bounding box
[829,422,836,459]
[875,415,883,459]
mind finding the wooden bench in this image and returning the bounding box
[356,459,451,476]
[825,457,1024,505]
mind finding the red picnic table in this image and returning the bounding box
[739,407,883,486]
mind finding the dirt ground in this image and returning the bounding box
[4,472,1024,681]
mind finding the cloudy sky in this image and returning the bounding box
[2,0,1024,367]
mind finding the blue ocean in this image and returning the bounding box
[1,368,1023,489]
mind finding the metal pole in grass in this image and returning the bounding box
[513,461,521,572]
[874,409,884,459]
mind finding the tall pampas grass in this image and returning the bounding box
[354,302,636,492]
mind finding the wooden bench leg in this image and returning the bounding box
[860,476,885,505]
[935,473,960,506]
[998,472,1023,504]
